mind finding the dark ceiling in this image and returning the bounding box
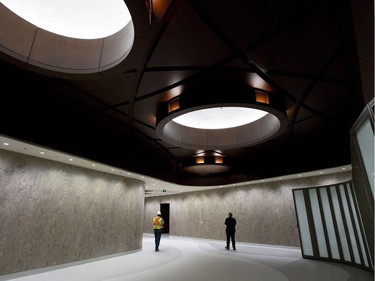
[0,0,370,186]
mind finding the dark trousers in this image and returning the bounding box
[226,231,236,249]
[154,229,162,250]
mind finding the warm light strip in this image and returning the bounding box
[168,99,180,113]
[196,157,204,164]
[255,92,269,104]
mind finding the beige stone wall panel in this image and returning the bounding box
[144,172,352,247]
[0,150,144,275]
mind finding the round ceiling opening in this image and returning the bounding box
[173,107,268,129]
[0,0,134,74]
[156,87,288,150]
[1,0,131,39]
[183,164,230,174]
[181,154,231,175]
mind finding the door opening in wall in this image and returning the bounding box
[160,203,170,234]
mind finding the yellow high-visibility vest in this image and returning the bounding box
[153,216,163,229]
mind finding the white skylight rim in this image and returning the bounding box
[173,107,268,129]
[1,0,132,39]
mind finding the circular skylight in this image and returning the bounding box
[1,0,134,73]
[183,164,230,174]
[173,107,268,129]
[1,0,131,39]
[155,87,288,150]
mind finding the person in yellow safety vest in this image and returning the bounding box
[153,211,164,252]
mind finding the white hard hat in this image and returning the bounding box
[157,211,161,215]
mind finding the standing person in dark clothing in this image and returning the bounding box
[153,210,164,252]
[225,212,236,250]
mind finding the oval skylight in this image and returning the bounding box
[1,0,131,39]
[173,107,268,129]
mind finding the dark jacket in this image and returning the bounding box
[225,216,236,233]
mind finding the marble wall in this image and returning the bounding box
[0,150,145,276]
[144,172,352,247]
[0,146,354,276]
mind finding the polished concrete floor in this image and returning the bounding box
[1,234,373,281]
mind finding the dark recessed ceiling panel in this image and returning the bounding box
[0,0,370,186]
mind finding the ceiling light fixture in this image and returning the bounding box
[0,0,134,74]
[173,107,268,129]
[156,79,288,150]
[182,153,231,175]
